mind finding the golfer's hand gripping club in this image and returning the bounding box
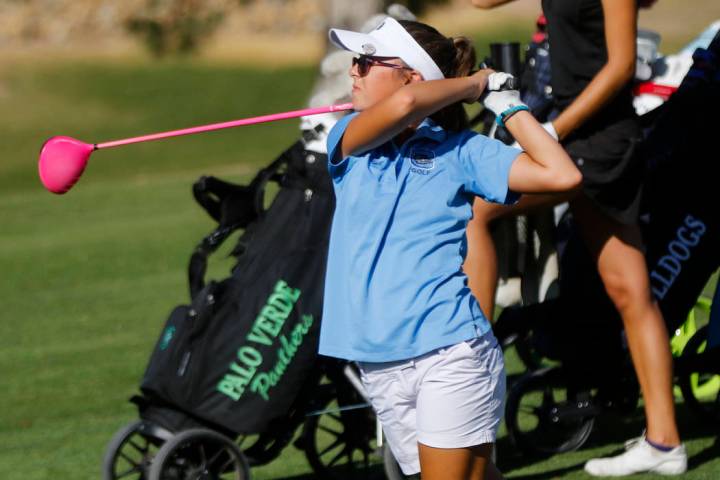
[481,72,529,127]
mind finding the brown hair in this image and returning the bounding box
[398,20,477,131]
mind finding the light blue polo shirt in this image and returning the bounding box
[319,113,520,362]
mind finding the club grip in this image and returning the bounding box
[473,64,519,91]
[497,76,518,91]
[477,57,519,91]
[476,73,520,106]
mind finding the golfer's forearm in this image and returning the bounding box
[505,112,563,160]
[396,77,480,125]
[343,78,479,156]
[506,111,582,191]
[552,63,634,139]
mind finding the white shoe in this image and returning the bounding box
[584,436,687,476]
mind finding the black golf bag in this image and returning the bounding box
[104,127,388,479]
[135,137,334,436]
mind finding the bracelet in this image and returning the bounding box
[495,104,530,128]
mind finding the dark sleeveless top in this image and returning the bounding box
[541,0,635,126]
[542,0,643,225]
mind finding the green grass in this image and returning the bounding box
[1,25,719,479]
[0,59,316,193]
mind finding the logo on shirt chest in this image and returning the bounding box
[409,148,436,175]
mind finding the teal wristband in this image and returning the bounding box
[495,104,529,127]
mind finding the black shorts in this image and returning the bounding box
[563,116,644,225]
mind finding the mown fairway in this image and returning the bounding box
[1,26,718,480]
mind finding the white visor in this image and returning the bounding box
[329,17,445,81]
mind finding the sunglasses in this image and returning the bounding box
[352,55,413,77]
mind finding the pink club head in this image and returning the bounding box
[38,136,95,194]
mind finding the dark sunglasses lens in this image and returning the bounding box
[353,56,370,76]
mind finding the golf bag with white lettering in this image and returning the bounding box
[103,121,386,480]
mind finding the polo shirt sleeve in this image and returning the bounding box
[326,112,359,181]
[457,131,521,205]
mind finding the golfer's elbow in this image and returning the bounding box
[526,148,582,192]
[552,166,583,192]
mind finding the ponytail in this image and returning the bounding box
[452,36,476,78]
[399,21,477,131]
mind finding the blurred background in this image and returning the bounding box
[1,1,719,479]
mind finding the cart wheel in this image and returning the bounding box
[148,428,250,480]
[302,396,380,479]
[505,367,595,456]
[103,420,164,480]
[678,325,720,426]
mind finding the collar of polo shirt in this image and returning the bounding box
[328,17,445,82]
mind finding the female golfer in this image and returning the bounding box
[469,0,687,476]
[318,18,580,479]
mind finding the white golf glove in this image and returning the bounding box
[482,72,528,126]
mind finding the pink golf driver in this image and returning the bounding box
[38,102,354,194]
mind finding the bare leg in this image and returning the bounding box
[418,442,502,480]
[571,195,680,445]
[464,193,574,320]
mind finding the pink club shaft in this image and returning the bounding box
[96,102,354,149]
[39,102,354,194]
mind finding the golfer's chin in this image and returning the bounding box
[351,91,368,111]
